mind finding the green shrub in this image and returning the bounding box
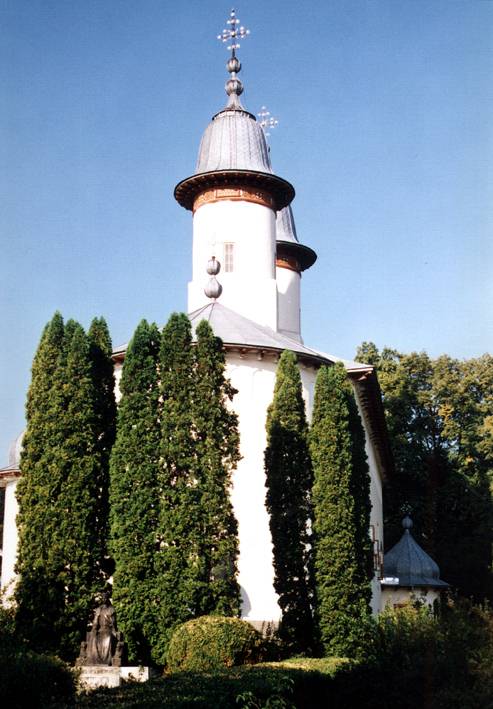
[166,616,269,672]
[0,599,76,708]
[0,645,76,708]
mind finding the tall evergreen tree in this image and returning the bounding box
[264,350,314,652]
[109,320,161,664]
[15,313,67,654]
[152,314,241,663]
[309,363,373,659]
[16,315,110,658]
[88,317,117,569]
[193,320,241,617]
[154,313,199,661]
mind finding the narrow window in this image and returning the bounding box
[224,243,234,272]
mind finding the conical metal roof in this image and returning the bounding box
[276,205,299,243]
[196,107,273,174]
[174,15,294,213]
[383,517,449,588]
[275,205,317,271]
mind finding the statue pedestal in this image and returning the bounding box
[78,665,155,690]
[78,666,121,690]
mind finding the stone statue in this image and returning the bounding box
[77,592,126,667]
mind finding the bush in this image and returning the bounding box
[166,616,270,672]
[0,599,77,708]
[327,600,493,709]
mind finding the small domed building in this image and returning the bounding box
[381,516,449,608]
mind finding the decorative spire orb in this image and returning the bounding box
[205,278,223,299]
[206,256,221,275]
[205,256,223,299]
[226,78,244,96]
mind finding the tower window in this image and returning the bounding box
[224,243,234,272]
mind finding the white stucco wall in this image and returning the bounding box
[1,479,19,596]
[276,266,301,342]
[188,200,278,329]
[354,386,384,615]
[225,351,318,622]
[381,587,440,609]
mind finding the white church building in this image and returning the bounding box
[0,11,393,624]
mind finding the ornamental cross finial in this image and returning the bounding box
[217,8,250,57]
[258,106,279,137]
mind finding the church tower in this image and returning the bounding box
[172,10,323,625]
[1,9,390,624]
[174,9,316,339]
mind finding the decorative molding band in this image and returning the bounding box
[276,255,300,273]
[193,186,274,212]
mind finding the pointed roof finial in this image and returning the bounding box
[217,9,250,109]
[258,106,279,138]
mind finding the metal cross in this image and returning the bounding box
[257,106,279,137]
[217,8,250,56]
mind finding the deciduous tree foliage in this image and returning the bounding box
[264,350,314,653]
[309,363,373,658]
[109,320,161,664]
[16,314,115,659]
[356,343,493,600]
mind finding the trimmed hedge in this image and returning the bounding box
[166,616,267,672]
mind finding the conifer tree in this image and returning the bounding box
[88,317,117,567]
[153,314,241,662]
[193,320,240,616]
[309,363,373,659]
[16,315,109,658]
[264,350,314,652]
[154,313,198,661]
[109,320,161,663]
[15,312,67,654]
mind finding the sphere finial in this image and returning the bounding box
[204,256,223,299]
[402,515,413,532]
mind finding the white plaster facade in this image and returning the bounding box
[0,477,19,595]
[275,265,301,342]
[381,586,440,609]
[188,199,278,330]
[223,349,385,623]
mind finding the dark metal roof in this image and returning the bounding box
[382,517,449,588]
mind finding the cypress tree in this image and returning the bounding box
[16,315,109,658]
[193,320,240,617]
[152,314,241,662]
[309,363,373,659]
[154,313,198,661]
[264,350,314,652]
[88,317,117,570]
[109,320,161,664]
[15,312,67,654]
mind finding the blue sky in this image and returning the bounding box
[1,0,492,459]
